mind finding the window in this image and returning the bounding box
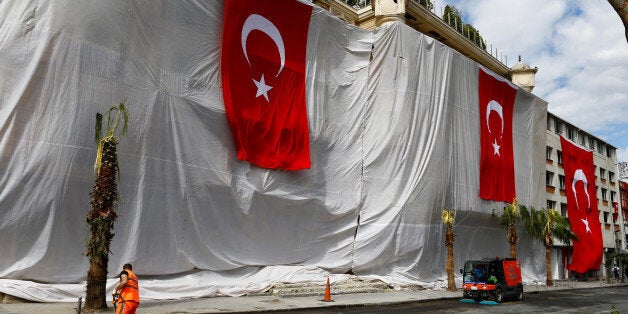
[559,175,565,190]
[602,188,607,201]
[546,146,553,160]
[557,150,563,164]
[579,132,586,146]
[597,141,604,154]
[600,168,606,179]
[604,212,609,223]
[560,203,568,217]
[589,137,595,150]
[611,191,616,202]
[546,117,552,131]
[554,120,562,134]
[609,171,615,182]
[607,146,613,158]
[567,127,574,140]
[547,200,556,209]
[546,171,554,186]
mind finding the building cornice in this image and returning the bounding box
[405,1,510,78]
[315,1,511,78]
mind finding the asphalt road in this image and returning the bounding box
[272,286,627,313]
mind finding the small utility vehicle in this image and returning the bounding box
[460,257,523,303]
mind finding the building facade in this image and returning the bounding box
[316,0,626,281]
[545,114,624,280]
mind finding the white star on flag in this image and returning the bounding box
[253,74,272,102]
[492,139,500,156]
[581,218,591,233]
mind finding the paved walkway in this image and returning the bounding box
[0,281,626,313]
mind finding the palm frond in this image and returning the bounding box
[119,102,128,136]
[493,198,521,228]
[105,104,118,136]
[94,141,103,174]
[520,207,578,247]
[552,213,578,244]
[441,209,455,226]
[93,101,129,175]
[94,113,103,145]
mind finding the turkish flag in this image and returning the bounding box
[478,67,517,202]
[221,0,312,170]
[560,136,603,273]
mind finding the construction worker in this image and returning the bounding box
[112,263,140,314]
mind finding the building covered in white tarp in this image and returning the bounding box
[0,1,548,302]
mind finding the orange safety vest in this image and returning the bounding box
[120,270,140,303]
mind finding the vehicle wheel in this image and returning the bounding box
[494,288,503,303]
[516,286,523,301]
[473,297,482,303]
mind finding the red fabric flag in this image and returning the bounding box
[478,67,517,202]
[221,0,312,170]
[560,136,603,273]
[612,201,618,222]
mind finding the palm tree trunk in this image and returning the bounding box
[509,224,518,259]
[84,137,119,310]
[445,227,456,291]
[85,262,107,309]
[546,245,553,286]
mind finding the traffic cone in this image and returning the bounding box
[322,277,332,302]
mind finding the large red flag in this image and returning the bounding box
[221,0,312,170]
[478,67,517,202]
[560,136,603,273]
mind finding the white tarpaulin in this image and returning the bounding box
[0,0,547,302]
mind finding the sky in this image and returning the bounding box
[429,0,628,164]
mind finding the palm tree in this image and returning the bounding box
[607,0,628,42]
[84,102,128,310]
[520,206,576,286]
[441,209,456,291]
[492,198,521,259]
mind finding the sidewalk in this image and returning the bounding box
[1,281,626,313]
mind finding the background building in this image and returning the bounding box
[545,114,623,281]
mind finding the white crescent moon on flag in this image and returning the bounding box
[241,14,285,77]
[572,169,591,210]
[486,100,504,136]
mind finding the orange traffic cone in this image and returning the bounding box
[322,277,332,302]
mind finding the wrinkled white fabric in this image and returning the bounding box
[0,1,547,302]
[352,22,547,283]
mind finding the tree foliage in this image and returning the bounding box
[343,0,371,9]
[492,198,521,259]
[442,5,487,50]
[520,206,576,247]
[519,206,576,286]
[344,0,434,11]
[417,0,434,11]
